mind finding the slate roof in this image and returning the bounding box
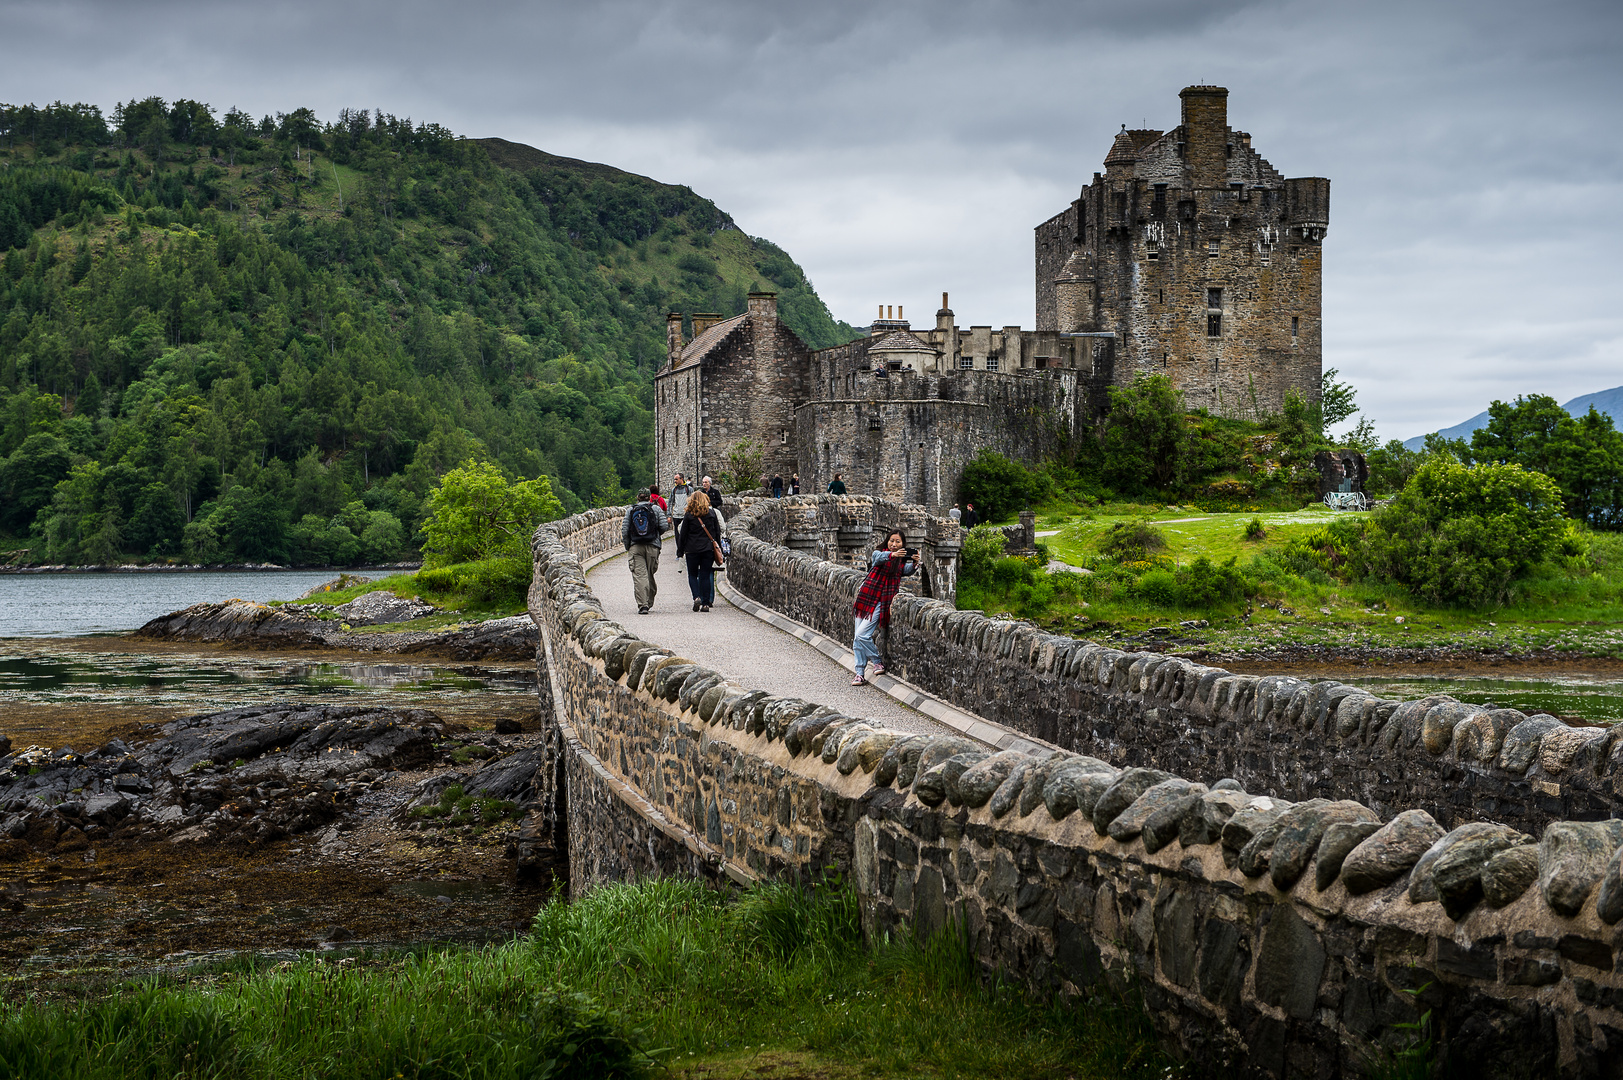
[661,313,749,373]
[868,330,938,354]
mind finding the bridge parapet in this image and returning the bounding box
[530,504,1623,1077]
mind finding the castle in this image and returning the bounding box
[654,86,1327,513]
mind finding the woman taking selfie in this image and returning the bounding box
[850,529,915,684]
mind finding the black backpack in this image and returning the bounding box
[628,503,658,544]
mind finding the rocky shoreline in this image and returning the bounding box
[134,599,538,660]
[0,562,422,574]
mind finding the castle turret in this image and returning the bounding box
[1054,250,1096,335]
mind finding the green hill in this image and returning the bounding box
[0,98,857,565]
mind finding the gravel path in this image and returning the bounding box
[585,550,948,736]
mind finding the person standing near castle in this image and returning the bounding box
[622,489,668,616]
[827,473,847,495]
[790,474,800,495]
[949,504,962,525]
[771,474,784,498]
[648,484,667,513]
[962,503,979,529]
[850,529,915,685]
[675,490,723,612]
[669,474,693,527]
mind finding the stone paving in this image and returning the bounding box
[585,550,949,737]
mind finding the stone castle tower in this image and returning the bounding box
[654,86,1328,508]
[1035,86,1329,417]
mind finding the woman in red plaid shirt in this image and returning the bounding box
[850,529,915,684]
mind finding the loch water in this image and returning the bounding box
[0,569,352,637]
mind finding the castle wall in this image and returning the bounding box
[530,504,1623,1078]
[793,359,1080,513]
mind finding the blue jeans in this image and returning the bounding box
[687,563,714,606]
[853,611,882,675]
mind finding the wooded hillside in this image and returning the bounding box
[0,98,856,564]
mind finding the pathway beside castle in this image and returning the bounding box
[584,551,948,737]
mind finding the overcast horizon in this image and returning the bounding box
[4,0,1620,443]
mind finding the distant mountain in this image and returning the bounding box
[1402,386,1623,451]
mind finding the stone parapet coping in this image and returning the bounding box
[714,574,1055,757]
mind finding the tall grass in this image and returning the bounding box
[0,878,1168,1080]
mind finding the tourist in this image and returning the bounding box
[790,473,801,495]
[622,489,668,615]
[669,473,693,525]
[962,502,979,529]
[676,490,724,612]
[648,484,668,513]
[699,474,721,503]
[850,529,915,685]
[771,473,784,498]
[827,473,847,495]
[949,504,962,525]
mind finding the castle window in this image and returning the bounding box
[1146,240,1159,261]
[781,430,788,445]
[1153,184,1167,218]
[1292,316,1299,341]
[687,422,692,444]
[1260,243,1271,267]
[960,355,974,370]
[1207,289,1223,338]
[1207,239,1220,256]
[1213,357,1221,373]
[1158,289,1165,305]
[986,355,999,372]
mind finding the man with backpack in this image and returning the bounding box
[623,488,669,615]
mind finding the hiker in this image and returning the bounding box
[771,474,784,498]
[669,473,693,525]
[622,489,669,615]
[850,529,915,685]
[961,502,979,529]
[648,484,668,513]
[675,490,724,612]
[827,472,847,495]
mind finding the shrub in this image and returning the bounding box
[1243,516,1266,541]
[1175,555,1249,606]
[957,450,1053,523]
[956,525,1005,589]
[1099,520,1167,562]
[1135,569,1179,606]
[1359,457,1568,607]
[420,459,562,567]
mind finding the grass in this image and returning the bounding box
[0,878,1170,1080]
[269,559,530,629]
[961,505,1623,658]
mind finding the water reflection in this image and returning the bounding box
[1318,671,1622,725]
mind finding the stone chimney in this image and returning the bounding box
[1180,85,1229,190]
[936,292,957,371]
[747,292,778,320]
[691,313,724,337]
[667,312,686,365]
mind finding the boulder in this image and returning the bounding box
[1314,820,1382,891]
[1538,820,1623,916]
[1341,810,1447,895]
[1107,779,1202,844]
[1092,768,1176,836]
[956,751,1030,809]
[1411,823,1533,919]
[1269,800,1380,892]
[1481,845,1541,908]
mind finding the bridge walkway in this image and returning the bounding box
[584,548,1051,753]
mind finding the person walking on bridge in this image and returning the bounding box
[850,529,915,685]
[676,490,723,612]
[623,489,668,615]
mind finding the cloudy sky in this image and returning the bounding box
[4,0,1620,440]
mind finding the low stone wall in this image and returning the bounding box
[529,505,1623,1077]
[724,496,1623,837]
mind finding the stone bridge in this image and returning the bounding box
[527,494,1623,1078]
